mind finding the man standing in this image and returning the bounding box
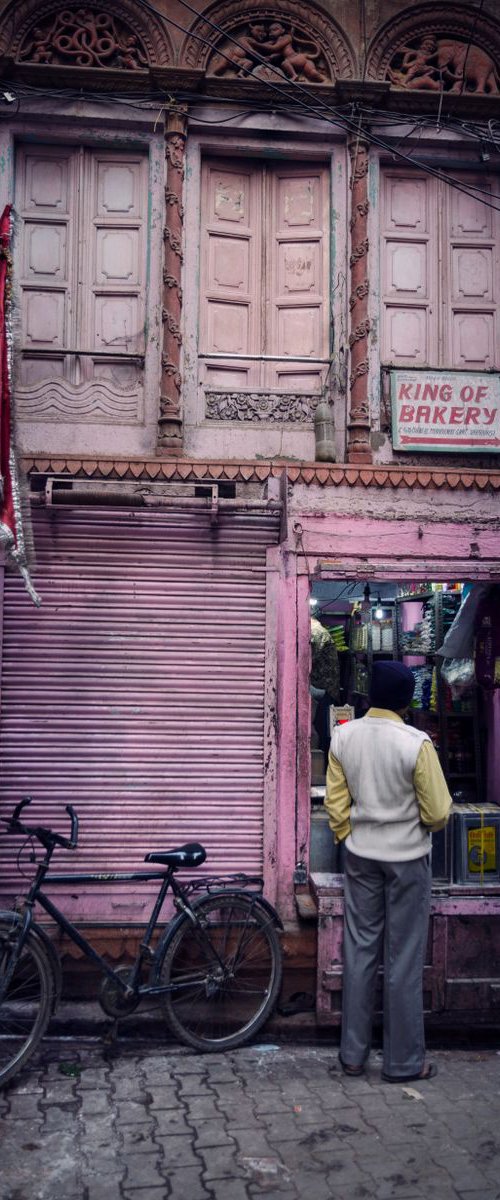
[324,661,452,1082]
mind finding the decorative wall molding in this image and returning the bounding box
[16,379,142,424]
[0,0,174,70]
[366,4,500,94]
[205,390,319,422]
[158,107,187,456]
[22,455,500,493]
[181,1,356,82]
[347,130,372,465]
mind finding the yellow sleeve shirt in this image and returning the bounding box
[324,709,452,842]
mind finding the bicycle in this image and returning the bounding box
[0,798,283,1087]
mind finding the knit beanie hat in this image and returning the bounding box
[370,661,415,711]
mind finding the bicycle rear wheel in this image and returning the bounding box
[158,893,282,1051]
[0,918,55,1088]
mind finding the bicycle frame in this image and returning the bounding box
[8,862,197,1000]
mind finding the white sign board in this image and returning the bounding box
[391,370,500,453]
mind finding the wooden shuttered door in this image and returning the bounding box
[200,158,330,394]
[15,144,148,425]
[381,171,500,369]
[0,507,279,921]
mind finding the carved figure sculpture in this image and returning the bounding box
[259,22,327,82]
[433,39,500,94]
[210,23,269,77]
[387,36,441,90]
[208,19,328,82]
[388,34,500,95]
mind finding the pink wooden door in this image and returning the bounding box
[381,172,437,365]
[200,161,261,391]
[15,145,148,420]
[268,167,330,392]
[200,159,330,394]
[446,178,499,370]
[381,170,499,369]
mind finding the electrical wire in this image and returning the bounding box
[8,0,500,213]
[137,0,500,214]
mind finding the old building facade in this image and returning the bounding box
[0,0,499,1017]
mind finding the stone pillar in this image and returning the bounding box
[347,131,372,464]
[157,107,187,455]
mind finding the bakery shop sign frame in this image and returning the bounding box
[391,370,500,453]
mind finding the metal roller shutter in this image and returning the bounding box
[0,506,279,920]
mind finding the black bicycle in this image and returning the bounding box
[0,798,283,1087]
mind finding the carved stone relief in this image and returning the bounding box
[18,9,148,70]
[387,37,499,94]
[205,391,319,422]
[208,19,330,82]
[0,0,174,69]
[367,6,500,96]
[181,2,356,83]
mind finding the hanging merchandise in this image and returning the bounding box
[437,583,490,659]
[329,624,349,652]
[441,657,476,698]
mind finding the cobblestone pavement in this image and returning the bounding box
[1,1039,499,1200]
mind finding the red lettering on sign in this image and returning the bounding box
[460,385,474,403]
[483,408,497,425]
[398,383,412,401]
[415,405,431,423]
[464,408,480,425]
[432,406,447,424]
[422,383,438,402]
[476,385,488,403]
[450,407,464,425]
[399,405,414,421]
[440,384,452,402]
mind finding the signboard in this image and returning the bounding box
[391,370,500,453]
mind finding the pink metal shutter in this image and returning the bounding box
[0,507,278,920]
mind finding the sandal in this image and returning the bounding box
[382,1063,437,1083]
[339,1055,364,1077]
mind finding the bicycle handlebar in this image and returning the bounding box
[3,797,79,851]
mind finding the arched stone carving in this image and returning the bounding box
[180,1,356,84]
[366,4,500,95]
[0,0,174,70]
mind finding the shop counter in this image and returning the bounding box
[311,872,500,1027]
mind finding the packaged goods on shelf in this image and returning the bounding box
[453,806,500,884]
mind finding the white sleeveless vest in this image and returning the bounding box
[330,715,432,861]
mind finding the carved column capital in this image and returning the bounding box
[347,129,372,464]
[158,106,188,456]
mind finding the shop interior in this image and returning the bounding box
[310,580,500,887]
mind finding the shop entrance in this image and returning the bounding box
[309,579,499,889]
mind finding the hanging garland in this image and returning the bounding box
[0,204,40,605]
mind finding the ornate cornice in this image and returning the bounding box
[22,456,500,493]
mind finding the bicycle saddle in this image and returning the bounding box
[144,843,207,869]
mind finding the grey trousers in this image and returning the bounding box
[340,848,432,1078]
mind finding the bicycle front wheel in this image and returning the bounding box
[0,918,55,1088]
[158,893,282,1051]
